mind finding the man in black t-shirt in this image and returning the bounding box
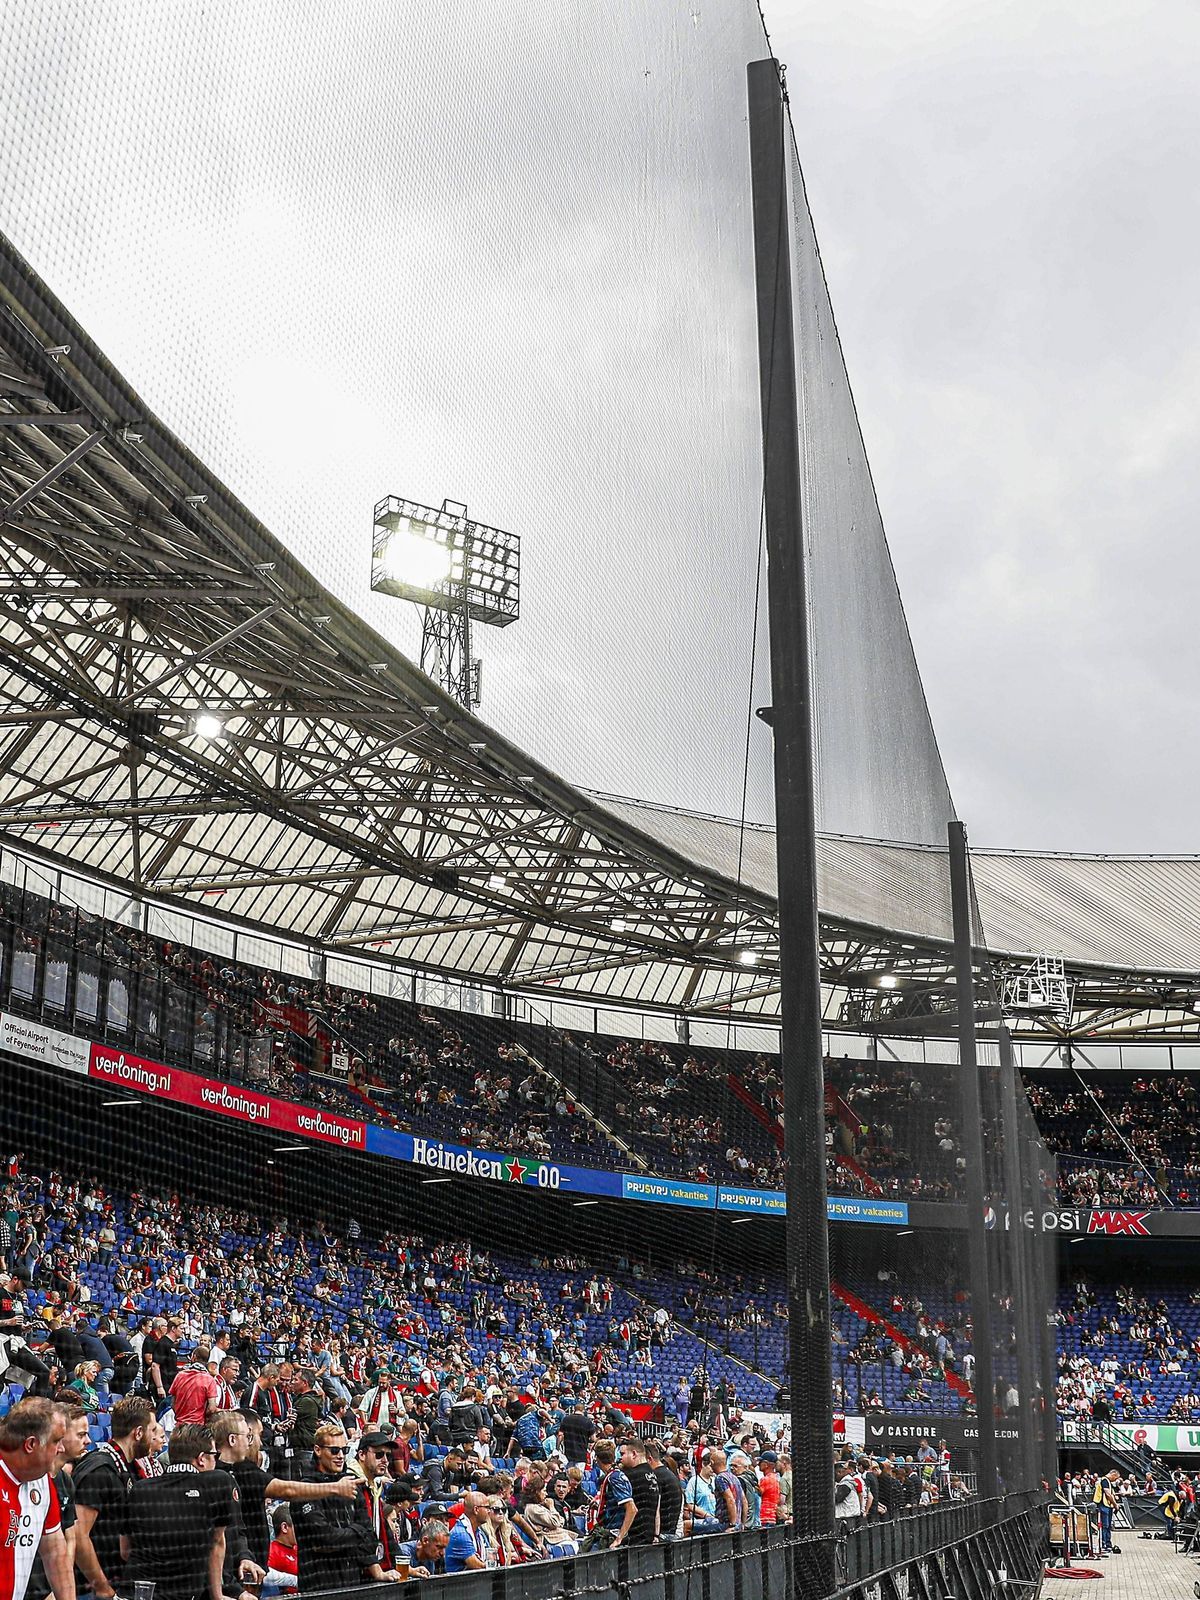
[559,1402,595,1466]
[874,1462,904,1521]
[144,1316,182,1409]
[644,1439,683,1539]
[28,1399,90,1600]
[418,1447,475,1503]
[123,1423,236,1600]
[49,1312,85,1378]
[860,1458,881,1522]
[618,1437,661,1545]
[72,1395,155,1599]
[447,1388,489,1446]
[99,1319,138,1397]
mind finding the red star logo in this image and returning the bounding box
[505,1157,527,1184]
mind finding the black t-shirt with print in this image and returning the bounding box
[124,1466,236,1600]
[652,1464,683,1536]
[148,1334,180,1392]
[72,1443,133,1585]
[227,1458,273,1570]
[624,1462,661,1545]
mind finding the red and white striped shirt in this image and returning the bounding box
[0,1462,61,1600]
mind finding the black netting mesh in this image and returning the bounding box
[0,6,1057,1598]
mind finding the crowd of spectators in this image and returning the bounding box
[1,887,972,1202]
[824,1059,964,1202]
[598,1038,784,1188]
[0,1132,999,1600]
[1027,1074,1200,1205]
[832,1442,971,1525]
[1056,1157,1165,1210]
[0,1151,855,1600]
[1054,1277,1200,1423]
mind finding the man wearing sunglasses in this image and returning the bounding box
[351,1431,404,1576]
[292,1424,403,1589]
[210,1410,358,1577]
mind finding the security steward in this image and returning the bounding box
[122,1422,237,1600]
[293,1422,403,1587]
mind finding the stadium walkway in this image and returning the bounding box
[1042,1536,1199,1599]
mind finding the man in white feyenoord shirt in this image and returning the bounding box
[0,1398,74,1600]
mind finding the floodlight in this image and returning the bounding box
[372,495,520,710]
[738,949,759,967]
[877,973,898,989]
[378,526,455,590]
[371,497,518,625]
[194,713,224,741]
[488,874,508,890]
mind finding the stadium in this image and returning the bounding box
[0,5,1196,1600]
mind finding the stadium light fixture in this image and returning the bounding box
[488,874,508,890]
[372,495,520,710]
[377,525,455,589]
[877,973,898,989]
[193,712,225,741]
[611,919,629,933]
[738,949,759,967]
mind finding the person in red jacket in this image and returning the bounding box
[169,1345,219,1424]
[267,1506,299,1590]
[758,1453,782,1525]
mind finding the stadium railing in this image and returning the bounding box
[316,1493,1047,1600]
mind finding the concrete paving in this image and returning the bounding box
[1042,1534,1200,1600]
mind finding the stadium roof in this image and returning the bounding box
[1,233,1199,1042]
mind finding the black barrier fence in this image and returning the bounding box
[839,1491,1044,1586]
[834,1493,1047,1600]
[309,1495,1047,1600]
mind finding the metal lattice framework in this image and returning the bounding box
[0,234,1199,1040]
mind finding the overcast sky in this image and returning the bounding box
[766,0,1200,852]
[2,0,1198,855]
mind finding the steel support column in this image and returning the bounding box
[747,55,834,1561]
[948,818,1000,1503]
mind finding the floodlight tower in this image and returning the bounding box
[371,497,520,709]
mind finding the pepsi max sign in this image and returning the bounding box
[987,1205,1152,1237]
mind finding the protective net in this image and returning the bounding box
[785,129,955,847]
[0,5,1056,1598]
[0,843,1053,1575]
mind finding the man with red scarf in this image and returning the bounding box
[352,1432,402,1573]
[357,1368,405,1432]
[249,1364,297,1478]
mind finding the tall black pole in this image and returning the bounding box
[997,1021,1040,1492]
[948,819,1000,1504]
[747,57,834,1557]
